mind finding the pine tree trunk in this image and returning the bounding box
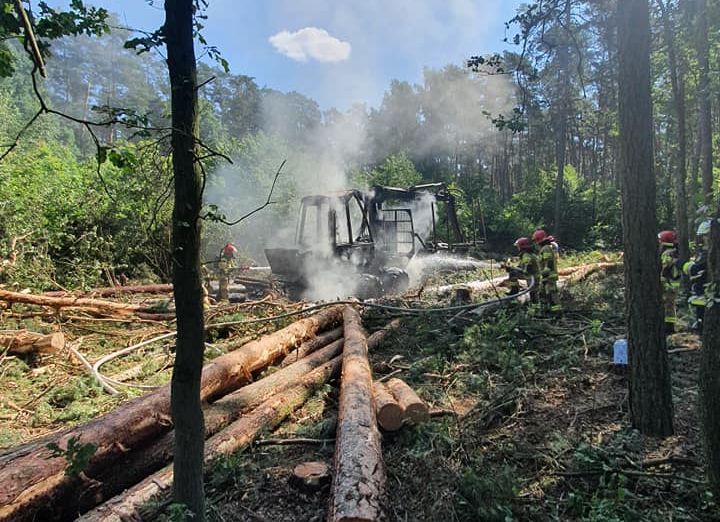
[695,0,713,205]
[659,0,689,270]
[617,0,674,437]
[553,0,572,238]
[164,0,206,518]
[701,214,720,496]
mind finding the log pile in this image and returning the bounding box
[0,307,401,522]
[0,306,343,522]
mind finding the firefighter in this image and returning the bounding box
[532,229,561,313]
[683,220,710,332]
[658,230,681,334]
[217,242,238,302]
[506,237,540,304]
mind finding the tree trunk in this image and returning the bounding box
[658,0,690,271]
[164,0,206,516]
[695,0,713,205]
[701,213,720,496]
[329,307,385,522]
[553,0,572,239]
[617,0,674,436]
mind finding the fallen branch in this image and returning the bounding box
[43,285,173,298]
[0,288,169,318]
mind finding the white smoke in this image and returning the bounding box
[203,63,516,300]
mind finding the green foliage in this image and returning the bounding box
[46,435,97,477]
[353,152,422,187]
[461,310,536,382]
[0,0,109,78]
[458,464,516,521]
[158,503,195,522]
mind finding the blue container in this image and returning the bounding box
[613,339,628,365]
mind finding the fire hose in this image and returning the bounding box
[91,276,535,392]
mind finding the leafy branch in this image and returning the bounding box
[200,159,287,226]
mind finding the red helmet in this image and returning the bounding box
[222,243,237,256]
[514,237,532,251]
[532,229,548,244]
[657,230,677,245]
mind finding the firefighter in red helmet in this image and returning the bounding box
[533,229,561,313]
[506,237,540,304]
[658,230,680,334]
[217,243,238,302]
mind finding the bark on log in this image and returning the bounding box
[385,378,429,424]
[373,381,404,431]
[78,376,336,521]
[329,306,385,522]
[0,331,64,355]
[78,320,399,516]
[0,306,342,522]
[43,285,173,298]
[279,327,343,368]
[0,289,162,317]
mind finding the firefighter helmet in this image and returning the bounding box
[657,230,677,245]
[697,219,711,236]
[514,237,532,251]
[222,243,237,258]
[532,229,549,244]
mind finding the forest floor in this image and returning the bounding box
[201,266,718,522]
[1,252,718,521]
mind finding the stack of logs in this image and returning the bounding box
[0,305,407,522]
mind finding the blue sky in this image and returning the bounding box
[74,1,526,110]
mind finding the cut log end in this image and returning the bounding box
[290,461,331,492]
[385,378,429,425]
[373,381,403,431]
[1,331,65,355]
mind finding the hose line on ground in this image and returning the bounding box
[91,275,534,392]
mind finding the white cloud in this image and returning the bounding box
[269,27,351,63]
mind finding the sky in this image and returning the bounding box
[66,1,526,110]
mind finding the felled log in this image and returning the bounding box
[385,378,429,424]
[373,381,404,431]
[329,306,385,522]
[79,375,337,521]
[0,306,342,522]
[43,284,173,298]
[0,331,64,355]
[563,261,621,283]
[279,326,343,368]
[0,289,164,318]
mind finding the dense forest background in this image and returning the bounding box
[0,1,718,289]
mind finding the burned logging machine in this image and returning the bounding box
[265,182,481,299]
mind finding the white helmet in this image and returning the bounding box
[697,219,712,236]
